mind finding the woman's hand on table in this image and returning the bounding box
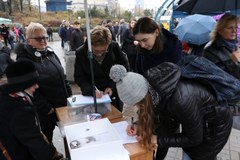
[126,124,137,136]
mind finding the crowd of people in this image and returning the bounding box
[0,13,239,160]
[0,23,25,50]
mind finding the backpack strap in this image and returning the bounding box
[0,141,11,160]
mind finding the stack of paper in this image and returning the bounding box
[64,118,130,160]
[67,94,112,115]
[67,94,112,107]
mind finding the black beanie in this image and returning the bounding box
[0,60,39,93]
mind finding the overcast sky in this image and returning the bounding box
[33,0,164,10]
[119,0,164,10]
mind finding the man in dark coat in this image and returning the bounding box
[0,24,9,47]
[106,19,116,41]
[117,19,128,45]
[74,26,129,111]
[70,21,85,51]
[0,46,13,77]
[59,20,73,52]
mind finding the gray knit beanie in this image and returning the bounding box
[110,65,149,106]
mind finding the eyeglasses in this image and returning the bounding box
[92,46,109,55]
[225,26,238,31]
[30,36,48,42]
[92,49,108,55]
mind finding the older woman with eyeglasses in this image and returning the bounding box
[203,13,240,79]
[14,22,72,145]
[74,25,129,112]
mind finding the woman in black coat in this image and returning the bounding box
[110,63,232,160]
[121,18,138,71]
[74,26,129,111]
[203,13,240,79]
[14,22,72,143]
[133,17,183,76]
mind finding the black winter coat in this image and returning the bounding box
[203,36,240,79]
[15,44,72,115]
[136,28,183,75]
[74,41,129,97]
[70,28,84,51]
[122,28,137,55]
[146,63,232,160]
[0,46,13,76]
[0,93,56,160]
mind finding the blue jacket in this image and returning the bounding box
[178,55,240,103]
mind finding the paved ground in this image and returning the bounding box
[7,36,240,159]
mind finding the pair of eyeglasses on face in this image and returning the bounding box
[92,47,109,55]
[30,36,48,42]
[93,49,109,55]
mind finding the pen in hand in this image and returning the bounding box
[95,86,100,93]
[131,117,134,130]
[127,117,137,136]
[95,86,103,98]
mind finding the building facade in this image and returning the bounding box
[45,0,72,11]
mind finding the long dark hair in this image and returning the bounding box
[133,17,163,53]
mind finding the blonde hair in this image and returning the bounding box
[90,26,112,46]
[26,22,46,39]
[210,13,239,42]
[136,93,153,150]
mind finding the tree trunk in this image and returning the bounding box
[0,0,6,12]
[27,0,31,12]
[20,0,23,12]
[7,0,12,15]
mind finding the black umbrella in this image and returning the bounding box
[175,0,240,14]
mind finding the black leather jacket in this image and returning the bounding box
[146,63,232,160]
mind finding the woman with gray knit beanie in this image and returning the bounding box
[109,64,232,160]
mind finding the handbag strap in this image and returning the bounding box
[0,141,11,160]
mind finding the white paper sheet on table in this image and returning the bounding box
[64,118,130,160]
[68,94,112,106]
[112,121,138,144]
